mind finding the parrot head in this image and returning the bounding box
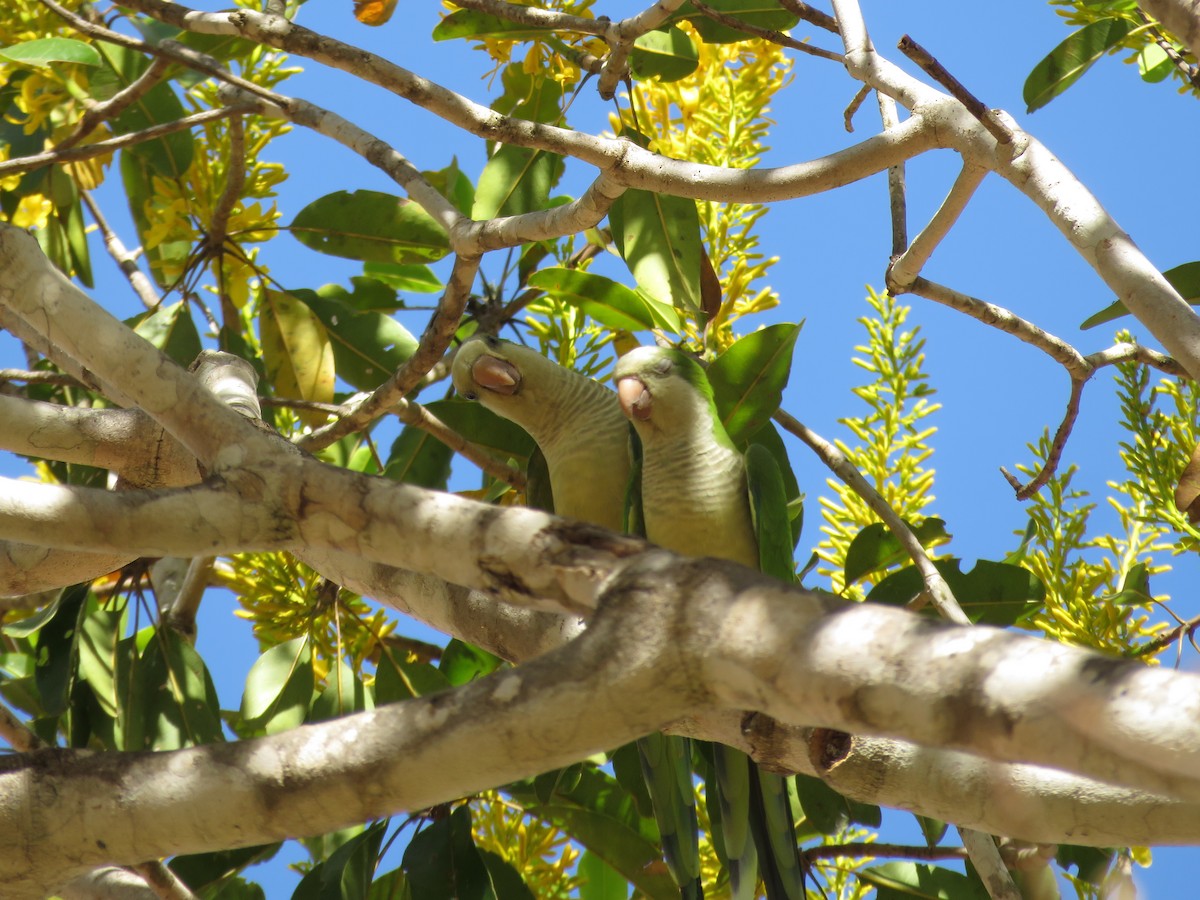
[613,346,717,436]
[451,334,528,409]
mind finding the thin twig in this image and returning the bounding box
[81,191,161,309]
[689,0,844,62]
[897,35,1012,145]
[897,277,1089,375]
[57,56,172,151]
[448,0,606,36]
[39,0,286,106]
[0,107,250,178]
[162,557,214,644]
[297,256,482,452]
[129,861,201,900]
[0,701,45,752]
[876,90,906,256]
[774,409,971,625]
[804,841,968,863]
[206,113,246,254]
[842,83,870,132]
[393,397,526,488]
[776,0,840,34]
[0,368,81,386]
[1000,376,1084,500]
[1136,612,1200,658]
[1135,9,1200,92]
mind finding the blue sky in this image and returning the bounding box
[3,0,1198,894]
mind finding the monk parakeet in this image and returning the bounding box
[452,334,704,899]
[614,344,806,900]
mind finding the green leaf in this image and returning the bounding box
[139,629,225,750]
[260,289,335,425]
[746,443,794,583]
[404,807,496,900]
[527,268,658,331]
[609,188,702,314]
[291,190,450,265]
[1056,845,1116,885]
[294,287,419,391]
[96,44,194,177]
[294,820,387,900]
[861,862,991,900]
[384,425,454,489]
[1081,260,1200,329]
[578,850,629,900]
[169,844,282,893]
[374,653,451,704]
[610,742,654,819]
[433,9,556,41]
[743,421,802,547]
[76,597,124,719]
[708,322,802,446]
[33,584,88,717]
[1138,43,1174,82]
[0,38,102,67]
[865,558,1045,626]
[844,518,950,586]
[3,592,64,638]
[472,143,562,220]
[240,636,314,735]
[423,159,475,217]
[439,639,503,686]
[310,662,372,723]
[917,814,948,847]
[1107,563,1153,606]
[478,850,536,900]
[676,0,799,44]
[507,768,674,900]
[630,27,699,82]
[1023,19,1132,113]
[129,300,203,368]
[423,399,537,466]
[363,262,444,294]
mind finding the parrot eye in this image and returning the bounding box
[463,390,478,400]
[484,335,500,348]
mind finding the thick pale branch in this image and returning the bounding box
[117,0,939,202]
[0,227,270,469]
[0,583,689,897]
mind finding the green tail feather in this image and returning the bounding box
[749,768,807,900]
[711,743,758,900]
[638,732,703,899]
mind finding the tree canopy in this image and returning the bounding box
[1,0,1200,897]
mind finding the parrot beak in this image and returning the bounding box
[472,355,520,396]
[617,376,652,421]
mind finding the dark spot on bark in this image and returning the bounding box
[810,729,853,769]
[478,557,533,597]
[1079,654,1130,686]
[96,839,107,849]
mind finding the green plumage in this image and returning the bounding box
[615,345,807,900]
[453,335,704,899]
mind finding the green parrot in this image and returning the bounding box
[451,333,705,900]
[614,344,806,900]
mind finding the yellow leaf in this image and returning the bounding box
[260,289,335,427]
